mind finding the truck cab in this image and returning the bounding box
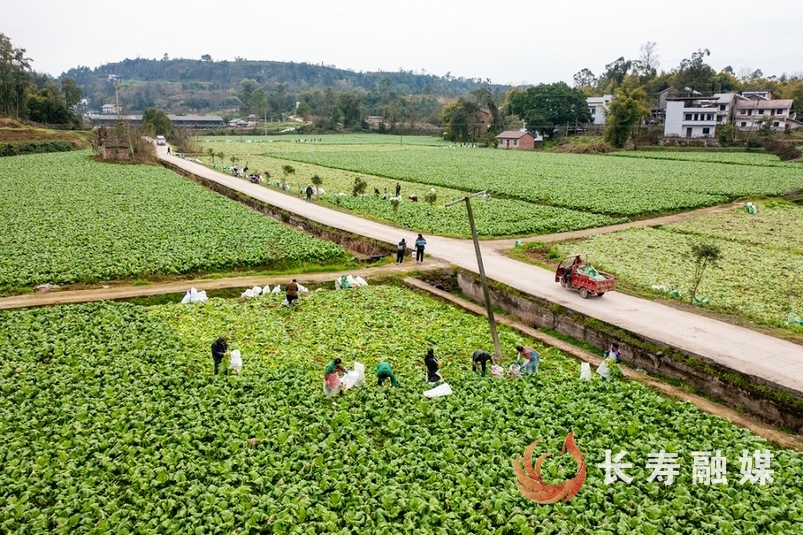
[156,135,166,146]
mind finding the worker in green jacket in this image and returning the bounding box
[376,361,399,387]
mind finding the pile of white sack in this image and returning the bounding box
[335,275,368,290]
[180,287,208,304]
[241,283,308,299]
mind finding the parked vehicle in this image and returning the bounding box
[555,254,615,298]
[156,135,166,146]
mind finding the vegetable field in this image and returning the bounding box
[1,286,801,534]
[551,201,803,332]
[196,146,622,237]
[0,152,347,289]
[259,145,803,216]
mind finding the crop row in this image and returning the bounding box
[1,286,801,534]
[607,150,793,167]
[196,151,624,237]
[265,146,803,216]
[0,152,347,289]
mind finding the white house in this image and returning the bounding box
[586,95,613,125]
[101,103,121,114]
[664,97,719,138]
[733,93,795,132]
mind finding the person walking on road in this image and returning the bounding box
[305,185,314,202]
[395,182,401,197]
[286,279,299,306]
[377,361,399,387]
[414,233,427,263]
[517,345,540,376]
[211,337,229,375]
[396,239,407,264]
[472,349,494,376]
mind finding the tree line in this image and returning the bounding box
[0,33,82,125]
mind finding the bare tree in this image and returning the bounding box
[634,42,660,77]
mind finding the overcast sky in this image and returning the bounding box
[2,0,802,85]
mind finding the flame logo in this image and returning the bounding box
[513,431,586,504]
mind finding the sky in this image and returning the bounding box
[2,0,802,86]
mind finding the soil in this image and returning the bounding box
[0,121,91,148]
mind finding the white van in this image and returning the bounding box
[156,135,166,146]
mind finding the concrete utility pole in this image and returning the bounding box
[446,191,502,361]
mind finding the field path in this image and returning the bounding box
[0,261,449,311]
[155,147,803,397]
[483,202,744,249]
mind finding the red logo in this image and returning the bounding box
[513,431,586,503]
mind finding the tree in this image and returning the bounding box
[572,68,597,89]
[597,57,633,92]
[142,108,173,136]
[424,188,438,231]
[0,33,32,118]
[249,87,268,117]
[690,242,721,304]
[633,42,660,78]
[336,91,363,129]
[351,176,367,196]
[441,98,481,141]
[311,174,323,191]
[60,77,82,108]
[603,78,650,148]
[672,49,716,93]
[281,165,295,184]
[201,54,212,62]
[238,79,259,114]
[505,82,591,137]
[207,147,215,166]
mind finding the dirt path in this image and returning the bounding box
[0,260,449,311]
[483,202,745,250]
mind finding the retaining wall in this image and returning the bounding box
[444,269,803,434]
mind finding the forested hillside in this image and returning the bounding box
[63,58,507,125]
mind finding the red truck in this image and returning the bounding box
[555,254,615,298]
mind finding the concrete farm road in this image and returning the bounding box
[158,147,803,397]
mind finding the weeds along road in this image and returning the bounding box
[158,146,803,397]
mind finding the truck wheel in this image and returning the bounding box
[579,288,589,299]
[597,292,605,297]
[560,278,566,287]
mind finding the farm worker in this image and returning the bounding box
[395,182,401,197]
[324,358,347,396]
[305,185,313,202]
[167,146,171,155]
[374,187,380,196]
[383,187,389,199]
[211,337,229,375]
[414,234,427,263]
[517,345,540,376]
[604,342,622,363]
[424,348,442,384]
[472,349,494,376]
[286,279,299,306]
[376,362,399,387]
[396,239,407,264]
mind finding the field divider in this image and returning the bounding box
[402,276,803,452]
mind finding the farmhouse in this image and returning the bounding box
[733,92,795,132]
[101,103,121,114]
[495,130,536,149]
[664,96,719,138]
[101,142,130,160]
[586,95,613,125]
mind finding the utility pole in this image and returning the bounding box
[445,191,502,361]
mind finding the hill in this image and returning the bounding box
[62,58,508,121]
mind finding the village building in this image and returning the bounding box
[495,130,536,149]
[586,95,613,125]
